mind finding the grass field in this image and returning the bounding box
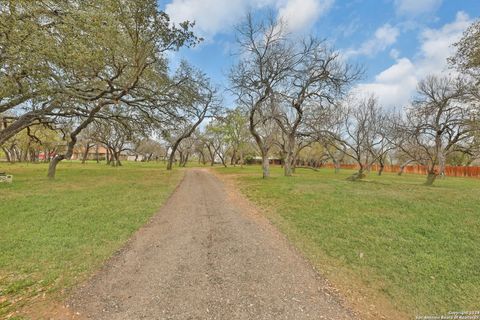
[216,166,480,318]
[0,161,183,318]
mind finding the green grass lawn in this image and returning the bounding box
[0,161,183,317]
[216,166,480,318]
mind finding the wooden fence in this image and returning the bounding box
[321,163,480,179]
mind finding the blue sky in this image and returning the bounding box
[159,0,480,108]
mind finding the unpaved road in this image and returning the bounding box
[68,169,355,320]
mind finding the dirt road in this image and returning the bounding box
[68,169,355,319]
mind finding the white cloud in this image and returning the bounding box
[394,0,442,16]
[389,48,400,59]
[165,0,249,38]
[165,0,334,38]
[355,58,417,108]
[355,11,471,108]
[416,11,470,76]
[346,24,400,57]
[278,0,334,32]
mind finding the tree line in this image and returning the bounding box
[1,4,479,186]
[224,15,480,185]
[0,0,222,178]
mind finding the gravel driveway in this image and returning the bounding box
[68,169,356,320]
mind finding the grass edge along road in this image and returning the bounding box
[0,162,184,318]
[215,166,480,320]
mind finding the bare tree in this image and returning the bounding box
[396,75,478,185]
[329,95,393,180]
[163,63,222,170]
[230,13,360,177]
[229,14,290,178]
[272,38,360,176]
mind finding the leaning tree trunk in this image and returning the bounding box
[181,153,189,167]
[47,155,65,178]
[2,147,11,163]
[48,104,102,178]
[167,141,181,171]
[220,154,227,168]
[48,126,87,178]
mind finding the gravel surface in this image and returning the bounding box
[68,169,356,320]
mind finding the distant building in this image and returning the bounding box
[70,145,108,161]
[250,156,282,165]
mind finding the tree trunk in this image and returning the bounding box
[2,147,11,163]
[81,144,91,164]
[48,101,106,178]
[181,153,189,167]
[178,151,184,167]
[333,160,340,173]
[110,148,116,166]
[378,161,385,176]
[248,97,272,179]
[23,142,30,162]
[262,153,270,178]
[167,142,180,171]
[116,152,122,167]
[425,171,437,186]
[347,164,366,181]
[284,157,293,176]
[291,154,299,174]
[47,155,65,179]
[219,153,227,168]
[15,148,21,163]
[230,149,237,166]
[283,134,295,177]
[199,151,206,165]
[438,152,446,178]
